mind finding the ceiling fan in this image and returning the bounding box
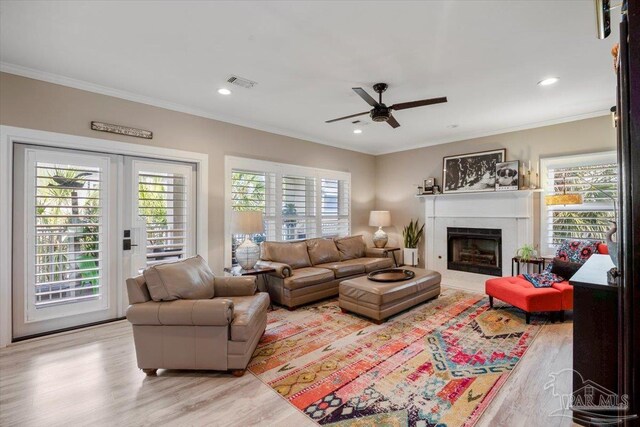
[325,83,447,129]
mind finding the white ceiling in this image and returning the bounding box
[0,1,619,155]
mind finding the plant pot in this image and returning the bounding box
[403,248,419,267]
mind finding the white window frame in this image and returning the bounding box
[224,156,351,267]
[539,151,617,256]
[0,125,209,348]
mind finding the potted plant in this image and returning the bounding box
[516,244,537,261]
[402,219,424,267]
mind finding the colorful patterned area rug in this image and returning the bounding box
[248,290,544,427]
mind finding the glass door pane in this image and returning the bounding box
[12,145,118,338]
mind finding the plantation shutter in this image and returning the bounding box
[320,178,350,237]
[545,162,618,247]
[34,162,104,308]
[226,157,351,266]
[230,170,275,263]
[282,175,316,240]
[138,171,188,266]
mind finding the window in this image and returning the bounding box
[225,157,351,266]
[138,171,188,266]
[34,161,103,308]
[230,170,275,263]
[282,175,316,240]
[541,152,618,254]
[321,178,350,237]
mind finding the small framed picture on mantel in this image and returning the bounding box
[495,160,520,191]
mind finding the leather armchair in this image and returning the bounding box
[125,274,269,376]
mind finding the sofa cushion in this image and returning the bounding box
[316,259,366,278]
[307,238,341,265]
[354,257,394,272]
[261,241,311,269]
[142,255,215,302]
[228,293,270,341]
[283,267,335,290]
[334,235,366,260]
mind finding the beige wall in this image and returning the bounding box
[0,71,617,272]
[375,116,616,262]
[0,72,377,273]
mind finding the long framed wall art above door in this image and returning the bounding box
[0,126,209,346]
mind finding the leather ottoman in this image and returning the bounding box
[339,267,441,323]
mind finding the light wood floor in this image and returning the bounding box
[0,303,577,427]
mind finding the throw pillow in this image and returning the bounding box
[143,255,215,302]
[306,238,341,265]
[550,258,582,280]
[555,240,601,263]
[260,241,311,269]
[334,235,366,260]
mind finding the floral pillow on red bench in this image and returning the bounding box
[524,240,602,287]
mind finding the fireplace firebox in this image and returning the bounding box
[447,227,502,276]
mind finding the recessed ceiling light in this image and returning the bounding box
[353,129,362,134]
[537,77,559,86]
[218,88,232,95]
[447,124,459,128]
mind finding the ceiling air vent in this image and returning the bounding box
[226,75,257,89]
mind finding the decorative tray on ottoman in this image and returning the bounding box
[367,268,416,282]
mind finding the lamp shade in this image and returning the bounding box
[545,193,583,206]
[231,211,264,235]
[369,211,391,227]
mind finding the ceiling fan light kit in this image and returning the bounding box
[326,82,447,129]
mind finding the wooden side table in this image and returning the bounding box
[511,256,547,275]
[382,247,401,267]
[223,265,276,293]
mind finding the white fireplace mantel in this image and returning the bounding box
[419,190,540,293]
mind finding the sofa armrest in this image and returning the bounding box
[214,276,257,297]
[255,260,292,278]
[365,247,389,258]
[126,298,234,326]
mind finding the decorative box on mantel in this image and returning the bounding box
[417,190,540,293]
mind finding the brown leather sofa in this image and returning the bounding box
[125,255,269,376]
[256,235,394,309]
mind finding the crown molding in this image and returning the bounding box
[1,62,610,157]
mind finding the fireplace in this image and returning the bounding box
[447,227,502,276]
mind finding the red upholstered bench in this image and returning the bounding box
[486,243,609,324]
[485,276,564,324]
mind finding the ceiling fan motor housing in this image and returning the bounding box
[371,105,391,122]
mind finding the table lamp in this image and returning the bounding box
[369,210,391,248]
[232,210,264,270]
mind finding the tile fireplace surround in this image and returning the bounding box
[420,190,538,293]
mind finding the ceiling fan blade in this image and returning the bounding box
[391,96,447,111]
[352,87,380,107]
[325,111,369,123]
[387,115,401,128]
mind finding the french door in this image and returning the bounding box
[12,144,197,339]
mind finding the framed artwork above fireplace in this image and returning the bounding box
[442,148,505,194]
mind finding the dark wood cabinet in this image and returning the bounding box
[570,255,619,426]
